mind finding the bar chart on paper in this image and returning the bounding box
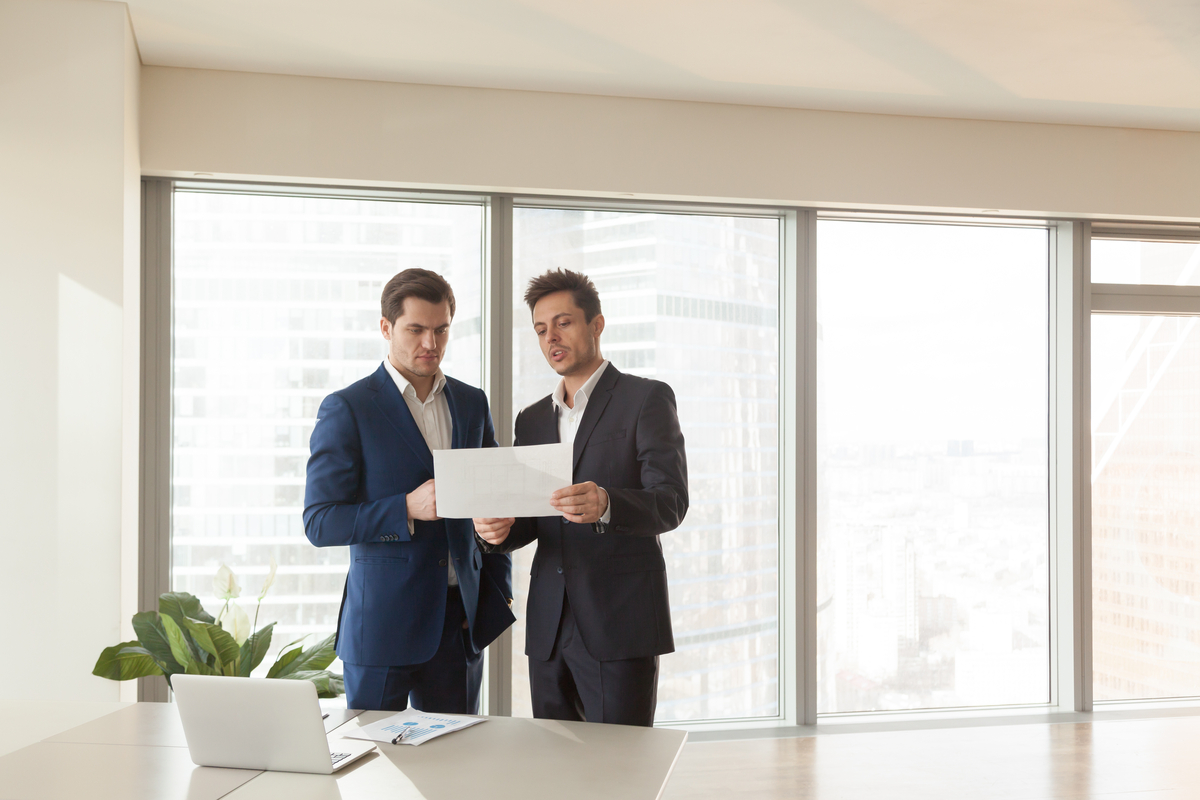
[341,709,486,746]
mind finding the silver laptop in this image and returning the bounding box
[172,674,376,774]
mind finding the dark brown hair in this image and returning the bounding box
[523,269,602,322]
[381,268,456,324]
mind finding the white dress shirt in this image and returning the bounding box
[551,360,612,525]
[383,358,457,586]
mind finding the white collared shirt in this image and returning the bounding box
[552,360,612,525]
[382,358,457,585]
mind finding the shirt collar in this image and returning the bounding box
[382,358,446,404]
[552,360,610,417]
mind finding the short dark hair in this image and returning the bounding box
[524,269,602,322]
[381,268,456,324]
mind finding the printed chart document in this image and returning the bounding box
[434,442,572,518]
[340,709,485,747]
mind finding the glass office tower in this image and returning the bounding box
[511,208,781,721]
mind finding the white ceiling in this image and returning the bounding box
[126,0,1200,131]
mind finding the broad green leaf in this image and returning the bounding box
[160,614,193,670]
[131,611,183,676]
[280,670,345,699]
[281,633,338,675]
[184,656,216,675]
[266,644,305,679]
[206,623,242,670]
[182,618,240,670]
[238,622,275,677]
[93,641,163,681]
[158,591,216,626]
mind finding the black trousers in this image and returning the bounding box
[529,593,659,727]
[342,586,483,713]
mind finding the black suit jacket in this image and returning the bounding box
[490,364,688,662]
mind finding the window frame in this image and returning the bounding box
[1086,223,1200,707]
[141,177,1113,730]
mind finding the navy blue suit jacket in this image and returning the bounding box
[303,363,515,667]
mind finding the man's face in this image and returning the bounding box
[532,290,604,378]
[381,297,452,379]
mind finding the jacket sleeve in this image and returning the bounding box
[303,393,412,547]
[604,381,689,536]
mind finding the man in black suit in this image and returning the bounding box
[475,269,688,727]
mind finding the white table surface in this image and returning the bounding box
[226,711,688,800]
[0,702,686,800]
[0,700,129,757]
[0,741,259,800]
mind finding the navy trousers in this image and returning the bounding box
[342,586,483,713]
[529,593,660,727]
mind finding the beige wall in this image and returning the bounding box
[141,65,1200,222]
[0,0,140,703]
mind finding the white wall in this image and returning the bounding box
[0,0,140,703]
[141,65,1200,222]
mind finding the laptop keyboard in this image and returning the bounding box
[330,752,352,765]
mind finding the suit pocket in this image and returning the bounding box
[355,556,410,564]
[608,553,666,574]
[589,428,627,445]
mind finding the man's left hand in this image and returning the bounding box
[550,482,609,524]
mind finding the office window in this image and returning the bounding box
[817,220,1050,713]
[1091,238,1200,701]
[509,208,781,722]
[1091,240,1200,285]
[171,190,483,670]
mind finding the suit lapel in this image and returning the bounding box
[368,363,435,474]
[444,379,464,450]
[572,364,619,472]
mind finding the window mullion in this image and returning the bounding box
[485,194,515,716]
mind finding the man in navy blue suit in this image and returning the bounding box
[304,268,514,713]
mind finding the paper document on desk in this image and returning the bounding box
[340,709,485,747]
[433,442,572,518]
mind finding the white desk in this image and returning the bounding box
[228,711,688,800]
[0,700,128,757]
[0,703,686,800]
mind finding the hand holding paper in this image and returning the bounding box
[474,517,516,546]
[549,482,609,524]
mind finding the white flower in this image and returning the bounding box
[221,602,251,646]
[258,556,278,601]
[213,564,241,601]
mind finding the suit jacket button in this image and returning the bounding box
[439,559,448,567]
[557,566,563,574]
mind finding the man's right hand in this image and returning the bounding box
[474,517,515,546]
[407,479,440,521]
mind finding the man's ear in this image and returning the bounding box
[380,317,392,341]
[592,313,605,339]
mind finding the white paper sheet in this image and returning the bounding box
[340,709,485,747]
[433,442,572,518]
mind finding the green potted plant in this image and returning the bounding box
[93,559,343,697]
